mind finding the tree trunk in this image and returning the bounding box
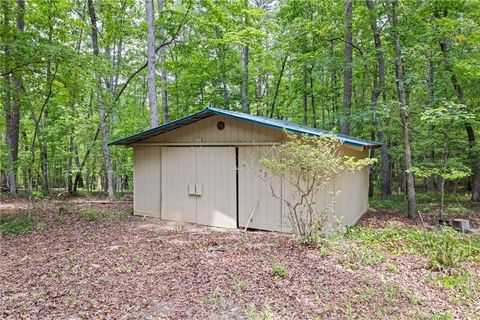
[341,0,353,135]
[3,0,18,197]
[330,39,338,127]
[4,0,24,197]
[157,0,168,123]
[426,53,436,193]
[309,65,316,128]
[40,27,53,196]
[390,1,416,219]
[67,135,74,194]
[270,55,288,118]
[73,126,100,193]
[87,0,115,199]
[256,73,263,114]
[365,0,391,199]
[302,64,308,125]
[145,0,158,127]
[241,45,249,113]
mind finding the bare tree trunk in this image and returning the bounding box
[365,0,390,199]
[309,65,316,128]
[214,28,229,107]
[302,64,308,125]
[3,0,16,197]
[145,0,158,127]
[341,0,353,135]
[270,55,288,117]
[426,53,436,192]
[39,27,54,196]
[390,1,416,219]
[256,73,263,114]
[157,0,168,122]
[330,39,338,127]
[4,0,23,197]
[87,0,114,199]
[67,135,74,193]
[241,45,249,113]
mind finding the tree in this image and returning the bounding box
[365,0,390,199]
[389,0,416,219]
[157,0,168,123]
[87,0,114,199]
[411,103,473,220]
[145,0,158,127]
[341,0,352,135]
[259,133,375,235]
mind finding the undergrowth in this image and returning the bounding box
[0,215,36,234]
[345,223,480,270]
[370,192,478,217]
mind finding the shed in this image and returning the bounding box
[110,107,381,232]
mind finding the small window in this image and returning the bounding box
[217,121,225,130]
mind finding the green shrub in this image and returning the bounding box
[81,209,100,221]
[269,257,288,278]
[0,215,35,234]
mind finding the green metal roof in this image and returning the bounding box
[109,107,382,148]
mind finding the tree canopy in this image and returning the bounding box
[1,0,479,210]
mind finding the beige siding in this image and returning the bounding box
[334,166,369,226]
[133,116,371,232]
[161,147,236,228]
[161,147,197,223]
[133,146,161,217]
[196,147,236,228]
[141,115,284,144]
[238,147,282,232]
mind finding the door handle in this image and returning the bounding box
[195,183,203,196]
[188,184,196,195]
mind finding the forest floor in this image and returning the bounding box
[1,196,479,319]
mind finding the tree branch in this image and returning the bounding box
[114,4,192,102]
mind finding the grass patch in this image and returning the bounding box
[81,209,100,221]
[346,223,480,270]
[436,269,479,300]
[0,215,36,234]
[370,191,478,217]
[271,263,288,278]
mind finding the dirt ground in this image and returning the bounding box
[1,198,478,319]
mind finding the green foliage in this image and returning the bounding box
[436,269,479,300]
[346,223,480,270]
[0,0,479,211]
[259,133,375,235]
[0,215,35,234]
[81,209,100,221]
[270,257,288,278]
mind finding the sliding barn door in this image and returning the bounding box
[161,147,197,223]
[196,147,236,228]
[161,147,236,228]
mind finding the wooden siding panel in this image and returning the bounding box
[196,147,236,228]
[238,147,282,232]
[141,115,283,144]
[161,147,197,223]
[334,167,369,226]
[133,146,161,217]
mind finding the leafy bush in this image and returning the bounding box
[259,133,375,235]
[81,209,100,221]
[0,215,35,234]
